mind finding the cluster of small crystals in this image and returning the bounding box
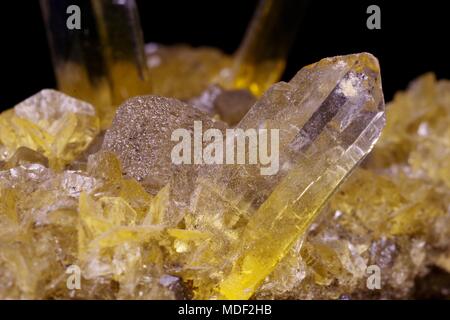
[0,150,188,299]
[0,90,100,170]
[0,89,193,299]
[146,43,232,101]
[0,60,448,300]
[256,74,450,299]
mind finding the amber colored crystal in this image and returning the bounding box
[256,74,450,299]
[0,89,99,170]
[1,57,449,300]
[218,0,305,96]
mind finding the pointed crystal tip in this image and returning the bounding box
[213,52,386,300]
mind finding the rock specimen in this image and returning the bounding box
[173,53,385,299]
[0,56,448,300]
[256,73,450,299]
[0,152,183,299]
[102,95,227,195]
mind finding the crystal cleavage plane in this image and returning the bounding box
[2,52,449,300]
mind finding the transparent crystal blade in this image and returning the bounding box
[91,0,150,104]
[220,0,306,96]
[183,53,385,299]
[40,0,112,109]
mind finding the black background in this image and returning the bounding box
[0,299,447,318]
[1,0,450,109]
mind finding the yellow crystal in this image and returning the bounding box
[218,0,303,96]
[146,43,231,100]
[1,60,449,300]
[161,53,385,299]
[256,74,450,299]
[0,90,100,170]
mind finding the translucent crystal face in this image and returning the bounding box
[0,54,449,300]
[0,89,100,170]
[180,53,386,299]
[258,74,450,299]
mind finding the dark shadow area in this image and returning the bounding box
[1,0,449,107]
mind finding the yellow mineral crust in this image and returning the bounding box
[0,63,449,300]
[256,74,450,299]
[371,73,450,188]
[0,90,99,170]
[256,169,450,299]
[0,151,187,299]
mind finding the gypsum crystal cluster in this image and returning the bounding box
[0,53,449,299]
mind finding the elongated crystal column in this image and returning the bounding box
[221,0,306,96]
[183,53,385,299]
[91,0,150,105]
[40,0,112,109]
[218,53,385,299]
